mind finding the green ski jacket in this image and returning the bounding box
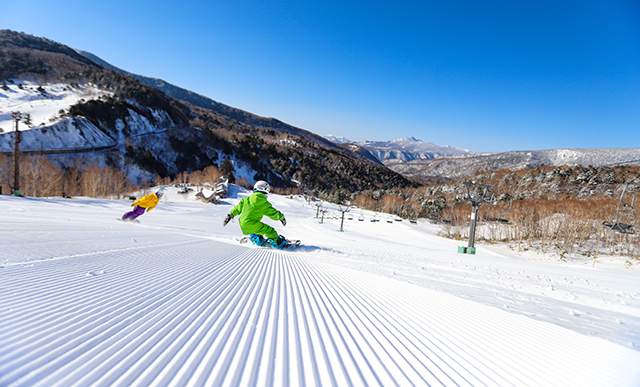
[230,191,284,239]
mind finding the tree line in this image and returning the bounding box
[0,153,224,199]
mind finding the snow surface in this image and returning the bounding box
[0,81,111,133]
[0,117,117,153]
[1,186,639,386]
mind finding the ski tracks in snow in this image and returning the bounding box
[1,239,639,387]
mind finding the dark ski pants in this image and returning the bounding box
[122,205,145,221]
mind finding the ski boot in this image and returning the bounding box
[269,235,288,249]
[249,234,267,246]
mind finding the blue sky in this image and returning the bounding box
[2,0,639,152]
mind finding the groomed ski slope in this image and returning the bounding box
[1,186,639,386]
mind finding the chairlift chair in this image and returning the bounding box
[441,206,455,224]
[484,196,512,224]
[358,212,365,221]
[603,185,636,234]
[371,213,380,222]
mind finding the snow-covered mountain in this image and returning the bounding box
[325,135,472,164]
[77,50,384,169]
[324,134,352,143]
[1,30,413,192]
[0,117,117,153]
[356,137,470,164]
[323,135,640,182]
[387,148,640,181]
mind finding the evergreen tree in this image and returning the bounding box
[22,113,32,128]
[220,159,236,183]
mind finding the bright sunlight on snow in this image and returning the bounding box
[1,185,639,386]
[0,80,111,133]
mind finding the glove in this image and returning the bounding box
[281,217,287,227]
[223,214,234,226]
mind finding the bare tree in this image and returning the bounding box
[203,165,223,185]
[62,164,82,197]
[80,164,103,197]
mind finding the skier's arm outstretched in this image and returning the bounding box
[223,198,245,226]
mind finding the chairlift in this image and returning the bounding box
[386,215,394,223]
[358,212,365,221]
[409,219,418,224]
[603,184,636,234]
[483,195,512,224]
[441,206,455,224]
[371,213,380,222]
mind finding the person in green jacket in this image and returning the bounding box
[223,180,288,248]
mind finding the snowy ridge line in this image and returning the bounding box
[1,238,639,386]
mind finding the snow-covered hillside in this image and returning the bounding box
[0,80,120,154]
[0,79,262,184]
[1,188,639,386]
[0,117,117,153]
[0,81,111,133]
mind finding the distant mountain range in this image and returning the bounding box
[325,135,470,163]
[358,137,470,164]
[325,135,640,181]
[382,148,640,181]
[324,134,352,144]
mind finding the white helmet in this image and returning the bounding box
[254,180,270,194]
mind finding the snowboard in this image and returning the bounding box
[240,235,301,250]
[117,218,140,223]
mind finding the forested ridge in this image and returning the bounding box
[1,30,415,193]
